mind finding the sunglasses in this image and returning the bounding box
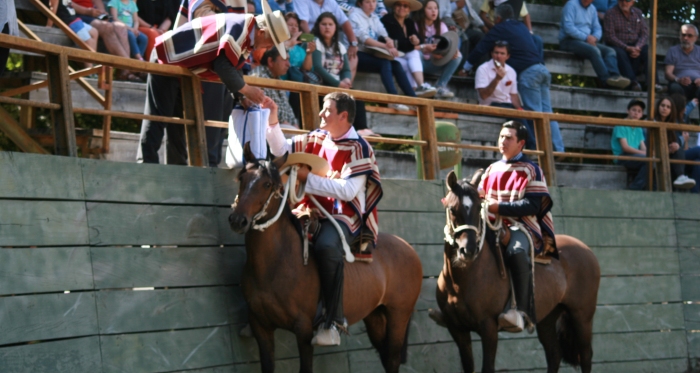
[495,40,509,47]
[682,33,697,38]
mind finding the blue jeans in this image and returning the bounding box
[559,38,620,81]
[685,145,700,193]
[517,64,565,152]
[422,57,460,88]
[127,29,148,58]
[611,44,648,85]
[619,153,649,190]
[357,51,416,96]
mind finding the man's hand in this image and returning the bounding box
[261,96,278,125]
[423,43,437,53]
[239,84,266,105]
[338,78,352,89]
[678,76,691,86]
[296,164,310,182]
[388,47,399,57]
[694,78,700,86]
[348,45,358,59]
[585,35,597,46]
[488,201,499,213]
[669,142,680,153]
[495,64,506,80]
[306,40,317,53]
[627,46,640,58]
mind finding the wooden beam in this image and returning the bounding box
[0,95,60,110]
[299,86,320,130]
[46,53,77,157]
[416,103,439,180]
[648,0,658,117]
[180,76,208,167]
[27,0,94,51]
[0,106,50,154]
[649,127,672,192]
[72,107,193,125]
[101,67,113,154]
[534,117,556,186]
[0,65,102,97]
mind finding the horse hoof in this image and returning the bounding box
[239,323,253,338]
[428,308,447,328]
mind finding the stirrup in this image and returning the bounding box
[498,309,524,333]
[310,325,341,346]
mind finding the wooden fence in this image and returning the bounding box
[0,150,698,372]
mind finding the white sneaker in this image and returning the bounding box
[673,175,696,189]
[415,83,437,98]
[435,87,454,99]
[388,103,409,112]
[498,309,524,333]
[310,325,341,346]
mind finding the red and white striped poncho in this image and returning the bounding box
[478,155,556,254]
[291,130,383,245]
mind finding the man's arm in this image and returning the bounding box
[70,1,101,17]
[591,9,603,41]
[510,93,522,109]
[560,3,588,41]
[603,11,627,49]
[477,71,503,101]
[489,196,541,216]
[342,20,358,58]
[305,174,367,201]
[664,63,677,82]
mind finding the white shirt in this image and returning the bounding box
[295,0,349,31]
[266,124,367,212]
[474,59,518,106]
[348,7,388,47]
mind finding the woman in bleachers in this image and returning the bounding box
[413,0,458,98]
[135,0,178,60]
[283,12,316,82]
[381,0,436,97]
[349,0,416,111]
[654,96,696,189]
[311,12,372,135]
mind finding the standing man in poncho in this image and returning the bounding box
[478,120,556,332]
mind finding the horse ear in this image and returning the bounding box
[272,152,289,171]
[469,168,485,187]
[446,170,459,192]
[243,142,256,164]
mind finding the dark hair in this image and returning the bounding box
[261,47,281,67]
[494,4,514,21]
[627,99,645,111]
[312,12,340,53]
[669,93,687,123]
[493,40,510,54]
[502,120,528,143]
[654,95,678,123]
[284,12,301,26]
[414,0,442,39]
[324,92,356,124]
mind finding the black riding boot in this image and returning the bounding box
[313,221,348,329]
[506,250,535,324]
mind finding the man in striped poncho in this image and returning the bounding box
[478,120,557,333]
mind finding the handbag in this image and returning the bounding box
[225,104,270,168]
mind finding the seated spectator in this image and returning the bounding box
[670,93,700,193]
[70,0,136,80]
[654,96,696,189]
[336,0,388,16]
[479,0,531,32]
[311,12,372,134]
[591,0,615,20]
[463,4,564,152]
[559,0,630,89]
[611,99,649,190]
[664,24,700,104]
[283,12,316,82]
[351,0,416,111]
[108,0,148,62]
[603,0,647,91]
[45,0,99,68]
[413,0,457,98]
[256,48,299,128]
[436,0,484,67]
[252,0,294,15]
[475,41,521,109]
[136,0,178,60]
[381,0,436,97]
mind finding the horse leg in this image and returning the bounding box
[536,308,563,373]
[477,319,500,373]
[363,307,388,355]
[294,323,315,373]
[570,310,594,373]
[250,318,276,373]
[446,326,475,373]
[381,308,413,373]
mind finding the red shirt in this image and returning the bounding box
[71,0,94,8]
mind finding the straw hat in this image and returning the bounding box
[430,31,459,67]
[384,0,423,12]
[365,46,405,60]
[281,153,330,176]
[255,0,291,59]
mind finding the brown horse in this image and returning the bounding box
[433,170,600,373]
[228,150,423,373]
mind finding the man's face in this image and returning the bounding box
[498,127,524,159]
[627,105,644,120]
[491,46,509,66]
[618,0,635,12]
[267,55,290,78]
[680,25,697,50]
[319,99,348,134]
[254,28,275,50]
[580,0,594,8]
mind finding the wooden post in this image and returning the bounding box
[0,106,50,154]
[416,103,439,180]
[647,132,655,191]
[649,125,672,191]
[180,76,208,167]
[647,0,658,117]
[101,67,113,154]
[534,116,556,186]
[46,53,77,157]
[299,86,320,130]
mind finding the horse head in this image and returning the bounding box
[442,169,484,265]
[229,143,288,234]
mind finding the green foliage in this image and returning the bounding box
[5,54,22,72]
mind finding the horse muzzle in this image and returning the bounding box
[229,212,252,234]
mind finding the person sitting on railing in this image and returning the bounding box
[135,0,179,60]
[654,96,696,190]
[44,0,99,69]
[412,0,457,99]
[462,4,564,152]
[255,47,299,129]
[664,24,700,105]
[475,40,521,110]
[558,0,630,90]
[381,0,437,98]
[350,0,417,112]
[70,0,136,81]
[611,99,649,190]
[311,12,372,135]
[108,0,149,63]
[603,0,648,92]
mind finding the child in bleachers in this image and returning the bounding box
[611,99,648,190]
[108,0,148,61]
[413,0,458,98]
[45,0,99,68]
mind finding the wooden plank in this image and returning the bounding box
[378,211,443,245]
[675,220,700,247]
[0,200,89,247]
[100,327,233,373]
[684,303,700,331]
[594,303,685,333]
[181,76,208,167]
[0,336,102,373]
[535,117,555,186]
[689,329,700,359]
[0,247,93,295]
[0,106,50,154]
[0,292,98,345]
[91,246,246,289]
[299,85,319,130]
[679,247,700,275]
[0,152,83,199]
[548,187,563,216]
[492,359,688,373]
[216,207,247,246]
[211,167,239,206]
[558,217,676,247]
[97,287,232,334]
[46,52,77,157]
[413,244,443,277]
[558,188,674,218]
[416,103,439,180]
[598,275,681,304]
[592,247,680,276]
[377,179,444,212]
[681,275,700,302]
[86,203,222,246]
[672,193,700,220]
[80,158,215,204]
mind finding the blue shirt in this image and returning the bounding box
[466,19,542,75]
[253,0,293,14]
[559,0,602,41]
[591,0,615,13]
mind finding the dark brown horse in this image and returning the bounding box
[228,150,423,373]
[433,170,600,373]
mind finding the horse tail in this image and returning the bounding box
[557,310,580,367]
[400,316,411,364]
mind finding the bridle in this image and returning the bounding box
[443,192,502,259]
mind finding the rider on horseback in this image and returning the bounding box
[265,92,383,346]
[479,120,557,332]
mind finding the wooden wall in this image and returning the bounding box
[0,151,697,372]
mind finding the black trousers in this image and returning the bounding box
[1,24,10,76]
[668,81,700,103]
[313,220,352,329]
